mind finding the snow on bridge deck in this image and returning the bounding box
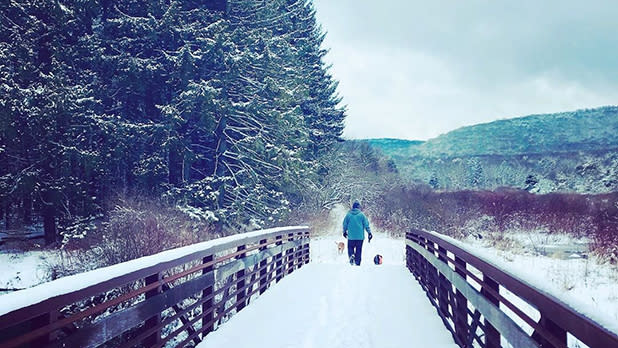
[198,234,458,348]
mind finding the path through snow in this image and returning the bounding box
[199,220,458,348]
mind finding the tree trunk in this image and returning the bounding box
[3,202,9,230]
[214,115,227,210]
[22,195,32,225]
[41,191,57,245]
[168,143,183,186]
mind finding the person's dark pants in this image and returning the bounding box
[348,239,364,265]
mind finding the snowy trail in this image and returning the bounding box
[198,233,458,348]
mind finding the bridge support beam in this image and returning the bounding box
[275,235,283,282]
[259,239,268,295]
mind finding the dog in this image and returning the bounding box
[374,254,383,265]
[335,241,345,255]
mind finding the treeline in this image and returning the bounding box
[0,0,345,244]
[369,185,618,262]
[299,140,399,211]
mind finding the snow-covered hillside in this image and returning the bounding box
[368,106,618,193]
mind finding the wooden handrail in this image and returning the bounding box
[0,226,310,348]
[406,229,618,348]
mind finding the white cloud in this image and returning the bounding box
[313,0,618,140]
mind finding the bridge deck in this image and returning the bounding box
[199,261,458,348]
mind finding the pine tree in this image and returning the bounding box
[1,0,348,238]
[208,0,307,226]
[290,1,345,160]
[0,0,102,243]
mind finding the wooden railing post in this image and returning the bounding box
[303,232,310,264]
[143,272,162,347]
[418,236,427,287]
[406,232,415,275]
[295,232,304,267]
[286,233,295,274]
[406,244,413,272]
[411,233,422,279]
[532,315,567,348]
[425,240,438,301]
[202,254,214,338]
[454,256,469,345]
[259,239,268,295]
[482,275,500,348]
[275,235,283,282]
[235,245,247,312]
[437,246,449,319]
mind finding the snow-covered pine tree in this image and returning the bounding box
[204,0,309,227]
[157,4,229,220]
[289,0,345,161]
[0,0,102,243]
[96,1,173,197]
[1,0,348,237]
[276,0,347,210]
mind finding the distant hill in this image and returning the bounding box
[364,138,424,157]
[412,106,618,157]
[366,106,618,193]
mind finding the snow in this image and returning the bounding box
[428,230,618,336]
[198,205,456,347]
[0,224,44,242]
[2,206,617,347]
[0,226,307,317]
[198,232,458,348]
[310,233,405,266]
[0,251,57,291]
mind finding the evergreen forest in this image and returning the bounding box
[0,0,347,245]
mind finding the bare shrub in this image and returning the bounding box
[485,231,521,251]
[591,198,618,264]
[53,198,216,277]
[100,200,215,265]
[369,184,618,259]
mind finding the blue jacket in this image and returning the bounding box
[343,208,371,240]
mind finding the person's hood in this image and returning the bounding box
[349,208,361,215]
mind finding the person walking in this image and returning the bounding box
[343,200,372,265]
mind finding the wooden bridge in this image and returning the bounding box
[0,226,617,348]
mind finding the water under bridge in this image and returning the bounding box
[0,227,617,348]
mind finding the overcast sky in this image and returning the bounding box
[312,0,618,140]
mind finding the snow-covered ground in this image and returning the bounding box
[458,233,618,335]
[310,203,405,266]
[199,229,457,348]
[0,250,58,293]
[1,205,617,347]
[199,264,457,348]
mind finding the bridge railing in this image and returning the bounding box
[406,229,618,348]
[0,226,310,348]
